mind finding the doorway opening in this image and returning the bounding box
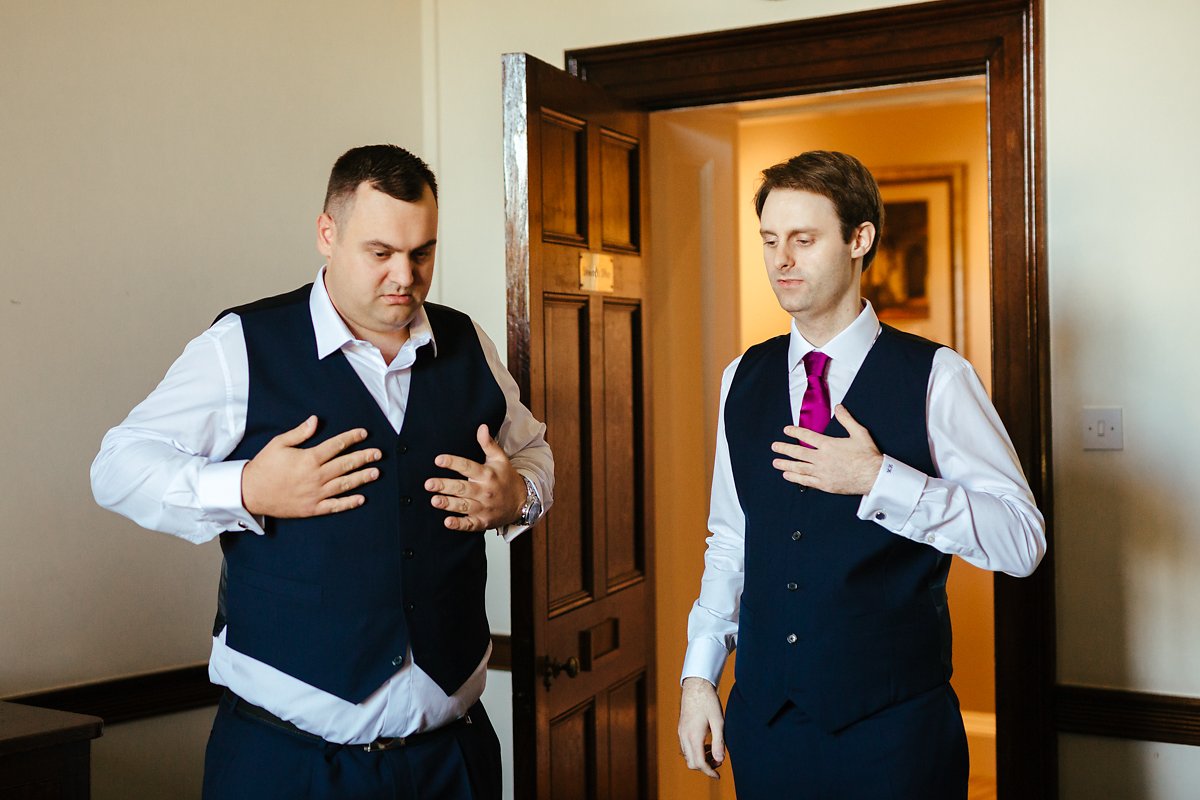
[648,76,996,799]
[506,4,1052,797]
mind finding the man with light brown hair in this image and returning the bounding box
[677,150,1044,798]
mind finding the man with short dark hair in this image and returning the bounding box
[677,150,1044,798]
[92,144,553,799]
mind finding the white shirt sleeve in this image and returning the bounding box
[857,348,1046,577]
[471,321,554,542]
[680,356,745,687]
[90,314,262,543]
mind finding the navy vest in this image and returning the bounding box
[725,324,952,732]
[216,285,505,702]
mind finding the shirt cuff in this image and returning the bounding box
[198,459,264,535]
[857,455,925,535]
[680,639,732,688]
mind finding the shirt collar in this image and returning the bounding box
[787,300,882,374]
[308,266,437,360]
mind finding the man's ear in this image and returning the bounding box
[850,221,876,259]
[316,212,337,258]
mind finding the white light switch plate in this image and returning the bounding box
[1082,406,1123,450]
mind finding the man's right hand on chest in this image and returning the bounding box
[241,415,382,518]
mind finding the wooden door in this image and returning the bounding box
[502,53,655,800]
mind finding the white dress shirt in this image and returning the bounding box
[681,301,1045,688]
[91,269,553,743]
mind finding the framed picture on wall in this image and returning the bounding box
[864,164,966,350]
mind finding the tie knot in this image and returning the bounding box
[803,350,831,381]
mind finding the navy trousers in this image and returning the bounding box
[202,693,502,800]
[724,682,968,800]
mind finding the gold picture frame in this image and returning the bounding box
[863,164,966,350]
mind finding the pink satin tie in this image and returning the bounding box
[797,350,832,435]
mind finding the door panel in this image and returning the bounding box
[602,300,643,588]
[550,701,597,799]
[607,672,650,798]
[542,296,592,611]
[599,129,639,251]
[540,109,588,245]
[504,51,655,800]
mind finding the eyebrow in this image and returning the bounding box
[760,227,818,237]
[364,238,438,252]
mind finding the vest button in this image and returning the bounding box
[402,548,415,559]
[391,654,404,667]
[786,633,798,644]
[786,582,798,591]
[397,443,409,455]
[791,531,803,541]
[405,602,416,612]
[400,496,412,506]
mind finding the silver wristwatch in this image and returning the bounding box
[516,476,542,526]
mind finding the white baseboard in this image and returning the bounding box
[961,710,996,780]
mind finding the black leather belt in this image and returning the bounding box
[224,690,473,752]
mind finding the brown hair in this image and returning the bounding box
[753,151,884,269]
[323,144,438,222]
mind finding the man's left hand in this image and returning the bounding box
[771,405,884,496]
[425,424,526,532]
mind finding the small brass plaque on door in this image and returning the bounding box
[579,252,615,293]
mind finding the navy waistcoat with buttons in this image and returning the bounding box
[725,324,952,733]
[216,285,505,702]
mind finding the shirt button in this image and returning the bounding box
[791,531,803,541]
[391,654,404,667]
[786,634,798,644]
[400,496,412,507]
[402,549,414,559]
[924,533,936,544]
[874,511,886,521]
[786,582,798,591]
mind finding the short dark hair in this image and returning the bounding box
[753,151,884,269]
[323,144,438,221]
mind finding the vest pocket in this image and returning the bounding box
[230,564,322,606]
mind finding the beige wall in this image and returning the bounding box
[1046,0,1200,793]
[7,0,1200,797]
[2,0,424,691]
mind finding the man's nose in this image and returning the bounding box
[388,256,415,286]
[772,245,793,270]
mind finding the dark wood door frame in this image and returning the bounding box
[564,1,1055,797]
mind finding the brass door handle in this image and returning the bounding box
[542,655,581,690]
